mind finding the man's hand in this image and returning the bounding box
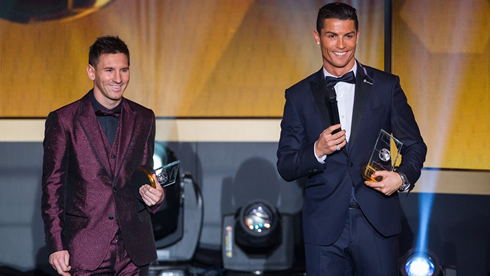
[364,171,402,196]
[314,124,347,157]
[139,174,165,206]
[49,250,71,276]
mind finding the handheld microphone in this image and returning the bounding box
[325,86,341,134]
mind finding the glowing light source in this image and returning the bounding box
[234,200,281,256]
[401,249,440,276]
[243,205,273,234]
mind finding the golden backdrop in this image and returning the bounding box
[1,0,488,170]
[0,0,383,118]
[393,0,489,170]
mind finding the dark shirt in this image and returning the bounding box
[89,91,121,145]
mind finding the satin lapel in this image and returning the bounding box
[76,94,112,178]
[349,63,374,153]
[113,99,136,183]
[310,69,329,130]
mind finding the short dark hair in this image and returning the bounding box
[316,2,358,33]
[88,36,130,67]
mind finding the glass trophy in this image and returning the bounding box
[131,160,180,189]
[361,130,403,182]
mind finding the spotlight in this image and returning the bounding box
[401,249,441,276]
[222,200,294,272]
[234,200,281,255]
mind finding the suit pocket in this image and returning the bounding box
[64,213,89,229]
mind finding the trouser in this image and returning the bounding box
[71,231,149,276]
[305,206,399,276]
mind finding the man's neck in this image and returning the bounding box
[323,61,357,78]
[93,91,121,110]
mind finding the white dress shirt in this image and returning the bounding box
[315,62,357,163]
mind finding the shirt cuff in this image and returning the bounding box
[314,141,326,164]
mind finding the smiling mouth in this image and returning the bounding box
[333,51,348,56]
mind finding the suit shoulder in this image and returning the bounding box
[124,98,155,117]
[361,64,399,83]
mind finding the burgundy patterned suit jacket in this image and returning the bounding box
[41,91,158,270]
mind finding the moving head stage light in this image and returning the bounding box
[222,200,294,273]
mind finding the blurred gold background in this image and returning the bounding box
[0,0,488,170]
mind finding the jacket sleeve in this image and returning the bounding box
[277,88,325,182]
[144,111,164,213]
[390,76,427,186]
[41,112,69,254]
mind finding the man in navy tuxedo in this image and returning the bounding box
[277,3,427,275]
[42,36,165,275]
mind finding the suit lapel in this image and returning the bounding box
[113,99,136,183]
[310,69,330,130]
[349,62,374,153]
[76,93,112,178]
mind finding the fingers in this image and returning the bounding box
[316,126,347,156]
[49,251,71,275]
[364,171,401,196]
[326,124,342,133]
[63,253,71,274]
[139,184,165,206]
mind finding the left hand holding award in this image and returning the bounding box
[131,161,180,205]
[361,130,404,196]
[364,170,404,196]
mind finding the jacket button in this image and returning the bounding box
[112,187,117,192]
[109,215,114,220]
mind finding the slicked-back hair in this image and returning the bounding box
[88,36,130,68]
[316,2,358,33]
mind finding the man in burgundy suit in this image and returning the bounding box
[41,36,165,275]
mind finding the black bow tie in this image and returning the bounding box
[96,109,120,118]
[325,71,356,88]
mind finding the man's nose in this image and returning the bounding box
[113,72,122,83]
[336,38,344,48]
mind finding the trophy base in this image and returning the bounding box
[361,165,383,182]
[131,166,157,188]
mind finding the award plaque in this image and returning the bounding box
[131,160,180,189]
[361,130,403,182]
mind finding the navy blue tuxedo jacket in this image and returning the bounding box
[277,62,427,245]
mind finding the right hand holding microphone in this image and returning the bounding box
[315,124,347,157]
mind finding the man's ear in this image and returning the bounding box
[87,64,95,81]
[313,30,320,44]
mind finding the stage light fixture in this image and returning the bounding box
[148,145,204,276]
[222,200,294,273]
[234,200,281,255]
[401,249,441,276]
